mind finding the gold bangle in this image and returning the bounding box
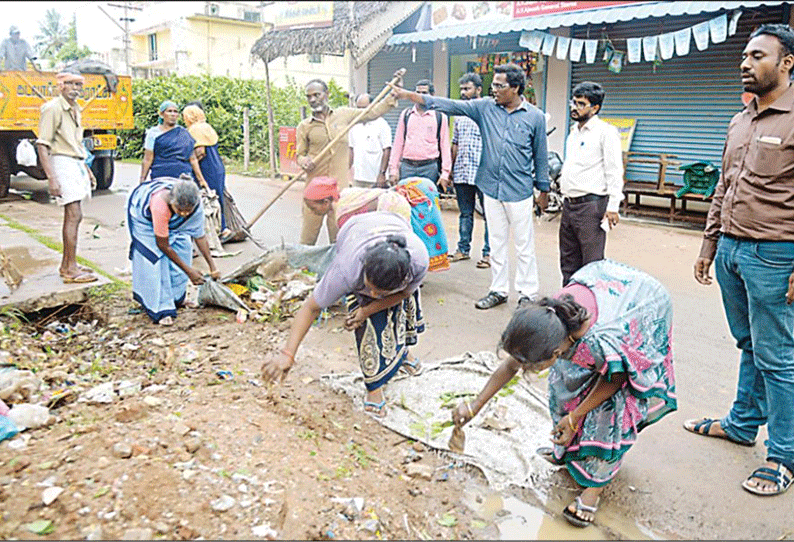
[568,413,578,432]
[466,401,475,418]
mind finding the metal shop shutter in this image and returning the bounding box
[368,43,434,134]
[570,6,784,185]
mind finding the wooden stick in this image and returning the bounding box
[245,68,406,230]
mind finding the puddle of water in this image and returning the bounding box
[497,496,612,540]
[2,246,55,274]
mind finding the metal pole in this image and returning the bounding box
[243,107,250,172]
[264,59,276,178]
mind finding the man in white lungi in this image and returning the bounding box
[36,70,98,283]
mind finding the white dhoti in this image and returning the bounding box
[52,155,91,206]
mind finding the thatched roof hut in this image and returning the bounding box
[251,1,422,68]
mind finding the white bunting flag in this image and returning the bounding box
[519,30,544,52]
[674,27,691,56]
[643,35,658,62]
[569,38,584,62]
[626,37,642,62]
[584,39,598,63]
[658,32,675,60]
[692,20,710,51]
[556,36,571,60]
[541,33,557,56]
[710,14,727,44]
[729,10,742,36]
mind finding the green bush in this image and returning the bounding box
[115,75,349,168]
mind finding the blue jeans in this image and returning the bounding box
[454,183,489,257]
[715,235,794,465]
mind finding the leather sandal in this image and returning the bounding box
[449,251,470,262]
[475,291,507,310]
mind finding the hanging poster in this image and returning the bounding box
[608,50,624,73]
[642,35,658,62]
[584,39,598,63]
[430,1,512,29]
[658,32,675,60]
[626,37,642,62]
[692,20,710,51]
[519,30,544,52]
[729,10,742,36]
[556,36,571,60]
[569,38,584,62]
[710,14,727,44]
[674,27,691,56]
[541,33,557,56]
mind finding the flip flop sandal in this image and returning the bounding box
[60,265,94,276]
[399,358,423,376]
[683,417,756,447]
[741,461,794,496]
[363,398,387,418]
[61,271,98,284]
[476,257,491,268]
[562,496,599,528]
[448,252,470,262]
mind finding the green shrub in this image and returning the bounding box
[114,75,349,168]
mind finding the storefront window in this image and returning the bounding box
[450,50,544,107]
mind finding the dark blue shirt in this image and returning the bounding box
[424,95,549,202]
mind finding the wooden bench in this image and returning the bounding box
[621,152,711,225]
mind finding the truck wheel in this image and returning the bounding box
[91,156,114,190]
[0,147,10,199]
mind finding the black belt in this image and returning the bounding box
[565,194,606,204]
[401,158,437,167]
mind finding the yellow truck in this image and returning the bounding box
[0,70,133,197]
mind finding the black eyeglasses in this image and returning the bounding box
[491,82,510,90]
[570,99,591,109]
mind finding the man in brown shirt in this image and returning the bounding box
[36,70,98,284]
[687,24,794,497]
[296,77,399,245]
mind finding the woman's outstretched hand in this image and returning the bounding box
[261,350,294,385]
[452,401,476,427]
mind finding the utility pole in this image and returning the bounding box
[103,2,142,75]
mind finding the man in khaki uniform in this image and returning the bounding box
[36,70,97,283]
[296,75,401,245]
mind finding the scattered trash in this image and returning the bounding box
[216,370,233,380]
[197,278,251,313]
[210,494,236,512]
[7,403,52,430]
[251,523,278,539]
[236,309,248,324]
[42,486,64,506]
[0,415,19,442]
[81,382,115,404]
[0,367,42,403]
[24,519,55,535]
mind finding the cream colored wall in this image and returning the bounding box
[264,51,353,92]
[184,19,265,78]
[432,41,448,97]
[543,29,571,155]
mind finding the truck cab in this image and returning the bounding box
[0,69,133,197]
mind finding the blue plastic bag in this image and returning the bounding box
[0,415,19,442]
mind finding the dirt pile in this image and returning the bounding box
[0,284,493,540]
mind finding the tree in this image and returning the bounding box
[56,16,92,63]
[35,8,69,61]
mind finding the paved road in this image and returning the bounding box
[3,162,793,539]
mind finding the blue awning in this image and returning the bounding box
[386,1,789,45]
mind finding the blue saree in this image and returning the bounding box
[151,126,195,180]
[198,144,226,230]
[127,178,205,323]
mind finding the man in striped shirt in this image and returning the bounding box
[447,73,490,269]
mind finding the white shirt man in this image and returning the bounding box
[558,81,623,285]
[348,93,392,187]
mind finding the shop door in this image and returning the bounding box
[570,7,784,185]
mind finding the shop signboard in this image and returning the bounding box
[274,1,334,30]
[278,127,301,176]
[601,117,637,153]
[430,2,513,28]
[513,1,645,18]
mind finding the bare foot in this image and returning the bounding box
[158,316,174,326]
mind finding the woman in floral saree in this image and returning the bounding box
[451,259,677,528]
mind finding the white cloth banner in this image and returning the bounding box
[569,38,584,62]
[729,10,742,36]
[674,27,691,56]
[556,36,571,60]
[643,35,658,62]
[626,37,641,63]
[541,33,557,56]
[710,14,727,44]
[584,39,598,63]
[692,21,710,51]
[519,30,544,52]
[658,32,675,60]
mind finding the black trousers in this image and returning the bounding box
[559,196,609,286]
